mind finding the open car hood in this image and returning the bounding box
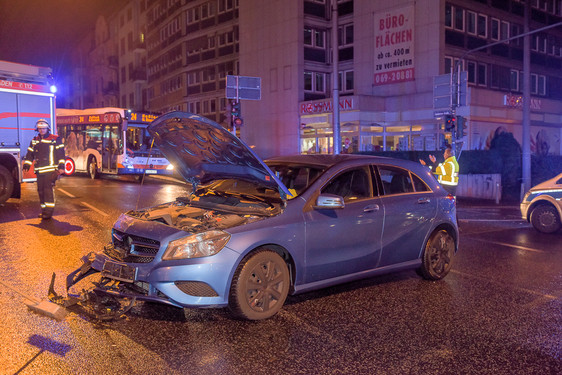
[148,111,291,199]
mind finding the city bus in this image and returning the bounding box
[56,107,173,179]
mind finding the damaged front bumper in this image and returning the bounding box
[65,248,237,310]
[65,251,184,308]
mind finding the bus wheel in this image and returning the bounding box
[88,157,99,179]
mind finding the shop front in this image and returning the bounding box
[299,96,448,154]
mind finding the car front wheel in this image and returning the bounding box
[530,203,560,234]
[229,249,290,320]
[418,229,455,280]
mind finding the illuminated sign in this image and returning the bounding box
[129,112,158,123]
[0,79,50,93]
[300,98,356,115]
[57,112,122,125]
[503,94,541,110]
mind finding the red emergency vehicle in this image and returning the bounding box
[0,60,57,204]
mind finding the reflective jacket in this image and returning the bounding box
[434,156,459,186]
[23,133,66,174]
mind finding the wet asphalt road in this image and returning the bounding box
[0,175,560,375]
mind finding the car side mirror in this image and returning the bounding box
[314,194,345,209]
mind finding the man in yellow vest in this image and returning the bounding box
[420,144,459,195]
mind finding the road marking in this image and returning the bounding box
[458,219,522,222]
[81,202,109,217]
[451,270,557,300]
[470,237,545,253]
[57,188,76,198]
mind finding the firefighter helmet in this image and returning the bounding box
[35,119,50,131]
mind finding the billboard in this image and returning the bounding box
[374,6,415,86]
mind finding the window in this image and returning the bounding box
[477,14,487,38]
[491,18,500,41]
[304,27,326,48]
[412,174,430,192]
[321,167,372,202]
[510,69,519,91]
[467,61,476,84]
[304,71,326,93]
[444,56,453,74]
[338,70,354,92]
[500,21,509,42]
[378,166,414,195]
[466,11,476,35]
[454,7,464,31]
[338,24,353,47]
[538,75,546,95]
[445,4,452,28]
[477,63,487,86]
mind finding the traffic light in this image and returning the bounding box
[456,116,467,139]
[230,101,242,128]
[444,115,456,132]
[231,101,240,117]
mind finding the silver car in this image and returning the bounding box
[66,112,459,320]
[521,173,562,233]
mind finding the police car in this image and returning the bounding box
[520,173,562,233]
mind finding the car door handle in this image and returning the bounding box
[417,197,431,204]
[363,204,380,212]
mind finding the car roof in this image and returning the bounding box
[265,154,442,191]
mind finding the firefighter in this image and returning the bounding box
[420,144,459,196]
[22,119,66,219]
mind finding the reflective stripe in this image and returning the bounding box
[41,204,46,208]
[45,202,55,207]
[27,147,34,152]
[23,160,32,165]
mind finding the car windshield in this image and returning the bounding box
[267,163,326,198]
[196,179,281,201]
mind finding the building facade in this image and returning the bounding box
[66,0,562,159]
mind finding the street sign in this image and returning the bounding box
[433,73,452,110]
[226,75,261,100]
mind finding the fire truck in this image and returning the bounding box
[0,60,57,204]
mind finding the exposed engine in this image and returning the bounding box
[126,196,275,232]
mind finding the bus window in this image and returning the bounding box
[85,125,102,150]
[127,126,152,153]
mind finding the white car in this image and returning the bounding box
[520,173,562,233]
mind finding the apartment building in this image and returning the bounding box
[67,0,562,158]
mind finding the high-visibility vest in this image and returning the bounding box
[434,156,459,186]
[23,133,66,174]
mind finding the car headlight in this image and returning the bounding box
[162,230,230,260]
[166,163,174,170]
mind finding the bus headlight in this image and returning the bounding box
[166,164,174,170]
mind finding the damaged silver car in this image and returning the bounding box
[64,111,458,320]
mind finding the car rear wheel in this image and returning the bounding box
[530,203,560,234]
[229,249,290,320]
[88,157,98,179]
[418,229,455,280]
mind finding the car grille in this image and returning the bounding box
[108,229,161,263]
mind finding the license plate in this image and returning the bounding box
[102,260,136,282]
[145,169,157,174]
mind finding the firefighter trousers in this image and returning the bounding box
[37,172,58,218]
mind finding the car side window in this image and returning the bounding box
[412,173,430,192]
[321,167,372,202]
[378,166,415,195]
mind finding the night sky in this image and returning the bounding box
[0,0,125,77]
